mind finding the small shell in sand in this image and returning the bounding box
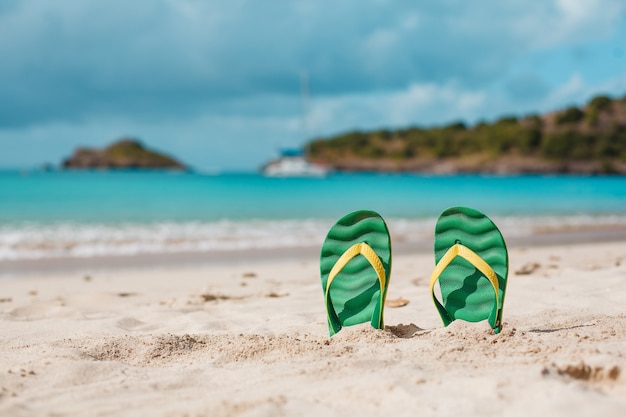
[386,297,410,308]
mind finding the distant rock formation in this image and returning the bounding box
[62,139,187,170]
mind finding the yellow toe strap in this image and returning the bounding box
[429,244,502,330]
[325,242,387,334]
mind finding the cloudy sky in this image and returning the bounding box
[1,0,625,171]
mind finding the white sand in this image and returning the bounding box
[1,241,625,416]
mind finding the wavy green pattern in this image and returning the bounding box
[433,207,508,332]
[320,210,391,336]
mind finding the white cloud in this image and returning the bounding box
[546,73,586,105]
[517,0,626,48]
[307,82,487,135]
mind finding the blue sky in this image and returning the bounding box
[1,0,625,171]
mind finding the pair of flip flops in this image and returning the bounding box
[320,207,508,337]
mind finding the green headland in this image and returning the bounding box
[306,94,626,174]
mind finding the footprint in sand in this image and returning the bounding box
[9,300,70,320]
[116,317,153,331]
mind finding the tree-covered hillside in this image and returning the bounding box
[306,94,626,174]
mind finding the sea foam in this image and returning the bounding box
[1,215,625,261]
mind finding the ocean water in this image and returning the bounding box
[0,170,625,260]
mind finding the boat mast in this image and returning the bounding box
[300,70,310,146]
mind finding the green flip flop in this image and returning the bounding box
[320,210,392,337]
[430,206,509,333]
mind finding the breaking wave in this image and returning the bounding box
[1,214,625,261]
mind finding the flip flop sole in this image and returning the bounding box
[320,210,391,335]
[433,207,508,331]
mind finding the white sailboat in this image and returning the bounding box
[262,149,329,177]
[261,72,331,178]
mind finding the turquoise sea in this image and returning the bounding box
[1,170,625,260]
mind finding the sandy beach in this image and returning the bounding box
[1,237,625,416]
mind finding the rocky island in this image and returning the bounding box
[62,139,187,170]
[306,94,626,175]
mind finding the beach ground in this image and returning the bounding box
[1,237,625,416]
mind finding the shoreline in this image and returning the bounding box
[3,227,626,277]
